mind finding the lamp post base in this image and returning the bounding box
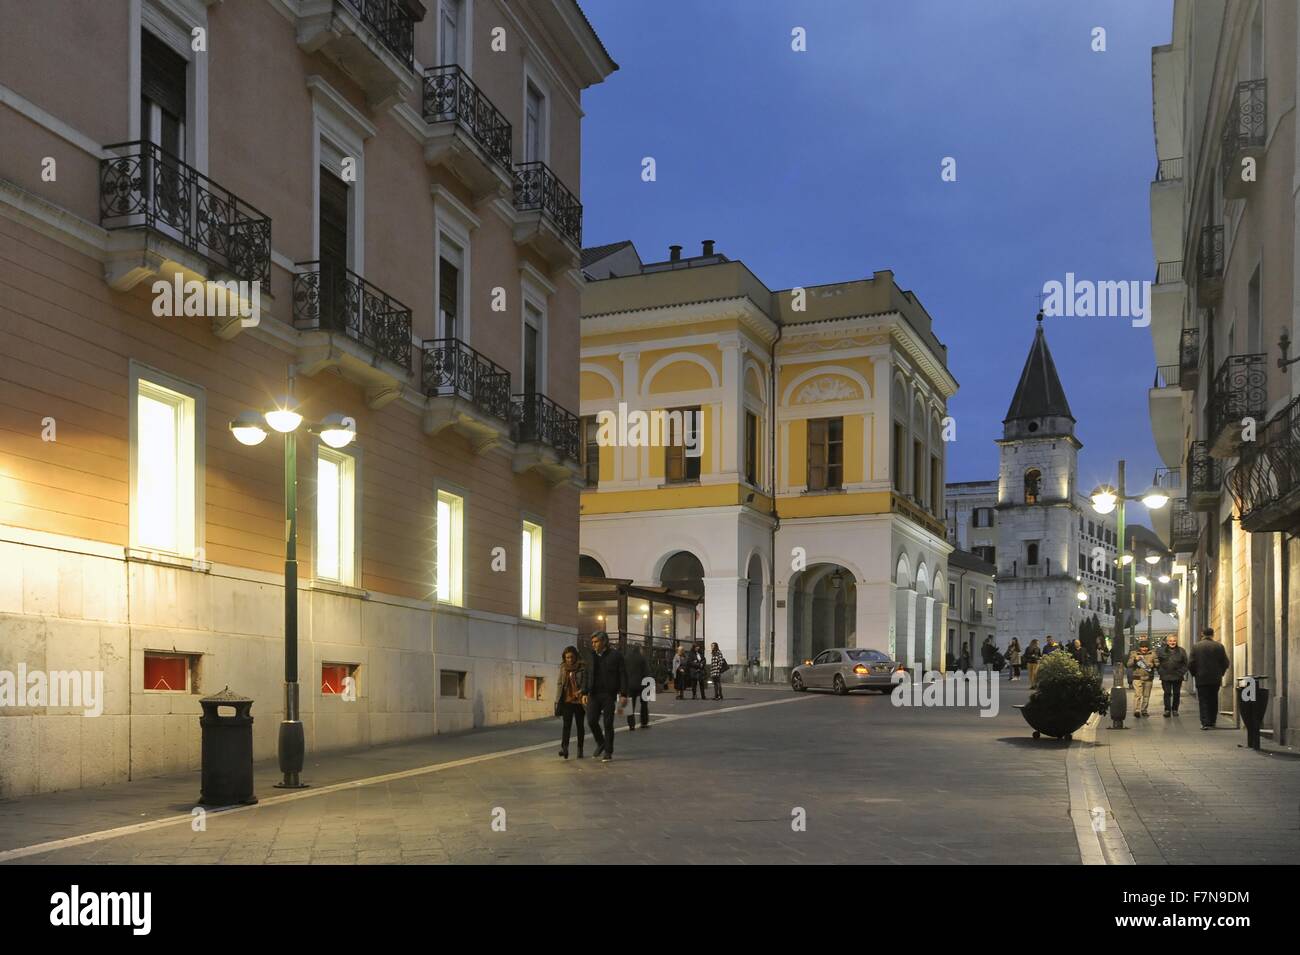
[275,682,308,788]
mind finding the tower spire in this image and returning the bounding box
[1003,312,1075,433]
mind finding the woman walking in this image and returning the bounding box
[1024,638,1043,688]
[555,645,588,759]
[709,642,728,700]
[672,645,688,699]
[1006,638,1022,682]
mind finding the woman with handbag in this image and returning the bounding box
[709,642,729,700]
[672,645,688,699]
[555,645,589,759]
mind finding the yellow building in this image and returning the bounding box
[579,241,957,677]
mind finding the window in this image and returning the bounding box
[523,676,543,701]
[435,490,464,605]
[807,417,843,491]
[580,416,600,487]
[438,248,461,341]
[321,663,357,697]
[1024,469,1041,504]
[440,669,466,698]
[744,411,758,486]
[1027,542,1040,566]
[665,406,701,483]
[973,508,994,528]
[521,519,543,619]
[144,652,195,692]
[948,583,956,605]
[522,302,542,397]
[912,438,925,499]
[140,30,187,221]
[892,422,906,492]
[316,448,356,585]
[813,651,832,665]
[930,455,942,513]
[967,588,976,617]
[438,0,462,66]
[133,374,198,556]
[524,81,545,163]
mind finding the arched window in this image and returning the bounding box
[578,555,606,579]
[1024,468,1042,504]
[1027,542,1039,566]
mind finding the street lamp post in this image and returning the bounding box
[230,375,355,789]
[1090,459,1169,691]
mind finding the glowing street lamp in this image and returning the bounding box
[228,375,356,789]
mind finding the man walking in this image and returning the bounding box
[1157,634,1188,717]
[1126,637,1159,717]
[585,631,628,761]
[981,635,998,673]
[623,644,651,731]
[1189,627,1230,730]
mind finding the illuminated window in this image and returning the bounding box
[435,489,464,605]
[523,675,543,701]
[521,519,543,619]
[316,448,355,585]
[134,377,197,555]
[321,662,357,696]
[144,652,194,692]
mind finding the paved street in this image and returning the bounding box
[0,677,1296,865]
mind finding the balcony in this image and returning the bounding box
[1149,365,1183,469]
[421,65,514,201]
[1150,260,1185,366]
[295,0,422,110]
[1228,397,1300,533]
[292,261,413,407]
[1207,353,1267,458]
[99,141,270,336]
[1149,157,1184,264]
[1186,440,1221,512]
[1167,497,1200,554]
[1179,326,1200,391]
[889,493,946,538]
[996,563,1052,579]
[1197,225,1224,305]
[1221,79,1266,201]
[512,161,582,271]
[511,392,581,484]
[420,338,511,451]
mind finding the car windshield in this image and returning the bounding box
[846,650,889,662]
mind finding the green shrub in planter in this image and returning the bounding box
[1020,652,1110,739]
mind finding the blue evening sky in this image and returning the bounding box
[578,0,1173,517]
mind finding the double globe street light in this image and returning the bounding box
[1089,459,1169,689]
[229,382,355,789]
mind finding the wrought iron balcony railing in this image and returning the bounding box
[1154,365,1181,389]
[1221,79,1266,191]
[1228,396,1300,532]
[1155,156,1184,181]
[100,141,271,287]
[340,0,415,70]
[511,392,580,461]
[1168,497,1200,552]
[1179,326,1200,386]
[292,261,412,369]
[1155,260,1183,285]
[420,337,512,423]
[1208,353,1267,449]
[1186,440,1220,503]
[1198,225,1224,282]
[1153,466,1182,491]
[513,161,582,247]
[422,65,513,172]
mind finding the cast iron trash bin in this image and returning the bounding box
[199,686,259,806]
[1235,675,1270,751]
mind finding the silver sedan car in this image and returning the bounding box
[791,648,897,695]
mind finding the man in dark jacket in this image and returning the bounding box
[623,645,651,731]
[1157,634,1189,717]
[1189,628,1230,729]
[585,631,628,761]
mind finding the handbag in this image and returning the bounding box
[554,700,562,718]
[719,658,730,675]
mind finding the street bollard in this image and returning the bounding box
[1235,675,1270,751]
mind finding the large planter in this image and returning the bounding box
[1016,699,1095,740]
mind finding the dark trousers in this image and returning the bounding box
[1161,679,1183,712]
[627,693,648,728]
[559,702,585,752]
[693,677,707,698]
[712,674,724,698]
[587,694,617,754]
[1197,683,1219,726]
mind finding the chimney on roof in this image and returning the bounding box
[702,239,715,257]
[669,244,682,262]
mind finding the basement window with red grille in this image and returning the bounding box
[321,663,357,697]
[523,676,543,701]
[143,652,192,692]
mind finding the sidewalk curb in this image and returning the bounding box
[1067,713,1135,865]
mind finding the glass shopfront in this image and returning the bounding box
[577,577,700,686]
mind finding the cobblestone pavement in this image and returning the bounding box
[1,677,1295,864]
